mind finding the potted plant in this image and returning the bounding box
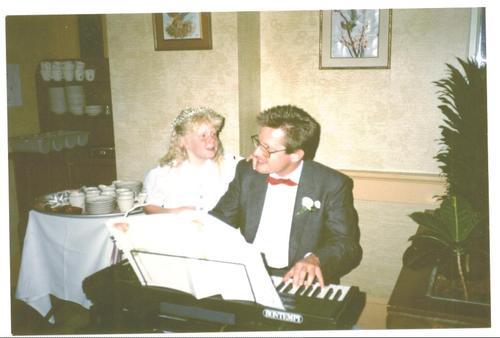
[403,58,489,304]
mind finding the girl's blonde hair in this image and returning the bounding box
[159,107,225,167]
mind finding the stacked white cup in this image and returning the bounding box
[85,69,96,82]
[51,61,63,81]
[74,61,85,81]
[69,190,85,209]
[40,61,52,81]
[116,188,134,212]
[62,61,75,81]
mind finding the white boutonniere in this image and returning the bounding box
[297,196,321,215]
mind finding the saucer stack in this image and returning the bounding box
[85,195,115,215]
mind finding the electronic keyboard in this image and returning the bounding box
[83,260,366,332]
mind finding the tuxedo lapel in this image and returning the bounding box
[289,161,316,263]
[245,172,268,242]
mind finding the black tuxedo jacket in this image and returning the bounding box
[210,159,362,283]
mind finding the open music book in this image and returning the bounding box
[105,212,285,310]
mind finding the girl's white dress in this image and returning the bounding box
[143,154,241,212]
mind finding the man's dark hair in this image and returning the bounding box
[257,105,321,160]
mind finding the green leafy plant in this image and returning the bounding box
[404,196,483,300]
[434,58,488,232]
[404,58,489,301]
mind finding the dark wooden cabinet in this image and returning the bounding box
[386,264,490,329]
[11,57,117,244]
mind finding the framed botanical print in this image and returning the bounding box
[153,12,212,51]
[320,9,392,69]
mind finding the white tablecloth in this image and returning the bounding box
[15,210,121,319]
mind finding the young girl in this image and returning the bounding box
[143,107,241,214]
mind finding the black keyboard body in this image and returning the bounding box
[83,260,366,333]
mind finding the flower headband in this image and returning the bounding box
[170,107,221,136]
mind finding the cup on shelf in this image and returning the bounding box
[74,68,85,82]
[62,60,75,71]
[63,69,74,81]
[40,61,51,71]
[85,69,95,81]
[40,69,51,81]
[51,69,63,81]
[51,61,62,70]
[75,60,85,70]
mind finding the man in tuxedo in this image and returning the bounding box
[210,105,361,287]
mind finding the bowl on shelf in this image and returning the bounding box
[85,105,103,116]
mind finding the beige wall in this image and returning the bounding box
[260,9,470,174]
[108,8,471,180]
[237,12,261,156]
[106,13,241,181]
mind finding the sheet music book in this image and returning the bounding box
[105,212,284,310]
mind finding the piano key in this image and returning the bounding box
[337,286,351,301]
[300,284,313,296]
[275,280,286,292]
[282,282,293,293]
[323,287,334,300]
[287,283,302,295]
[304,284,318,297]
[295,285,305,295]
[316,285,333,299]
[310,285,322,298]
[329,288,341,301]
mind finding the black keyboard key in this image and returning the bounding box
[301,285,312,296]
[331,289,341,301]
[323,287,334,300]
[276,281,285,291]
[311,286,321,298]
[282,282,293,293]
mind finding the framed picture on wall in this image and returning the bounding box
[320,9,392,69]
[152,13,212,51]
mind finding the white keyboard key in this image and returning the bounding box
[289,283,307,295]
[337,285,351,301]
[316,285,333,299]
[280,281,293,293]
[305,283,320,297]
[328,286,342,301]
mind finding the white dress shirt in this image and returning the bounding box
[144,154,240,212]
[253,161,304,268]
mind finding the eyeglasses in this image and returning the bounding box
[251,135,287,158]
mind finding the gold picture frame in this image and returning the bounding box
[320,9,392,69]
[153,13,212,51]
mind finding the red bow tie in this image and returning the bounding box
[267,176,298,186]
